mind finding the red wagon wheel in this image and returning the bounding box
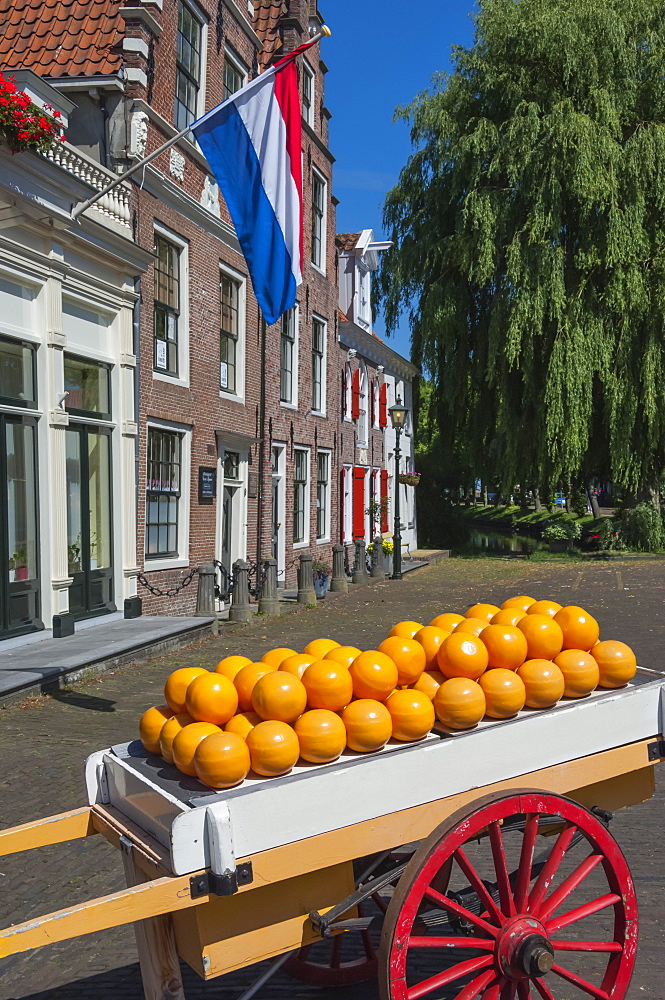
[379,790,637,1000]
[284,851,403,986]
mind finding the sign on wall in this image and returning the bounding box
[198,467,217,502]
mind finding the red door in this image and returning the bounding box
[352,466,366,539]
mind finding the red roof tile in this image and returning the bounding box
[0,0,124,78]
[336,232,361,251]
[252,0,286,69]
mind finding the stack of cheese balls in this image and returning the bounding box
[138,597,636,790]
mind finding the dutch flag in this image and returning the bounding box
[191,39,318,326]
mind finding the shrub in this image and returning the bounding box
[619,503,664,552]
[542,520,581,541]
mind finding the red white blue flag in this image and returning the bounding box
[191,40,317,325]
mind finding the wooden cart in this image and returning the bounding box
[1,667,664,1000]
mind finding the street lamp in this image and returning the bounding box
[388,396,409,580]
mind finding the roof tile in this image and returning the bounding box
[0,0,124,78]
[252,0,286,69]
[336,232,362,251]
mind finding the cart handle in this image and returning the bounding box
[0,807,96,857]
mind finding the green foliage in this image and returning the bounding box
[378,0,665,496]
[618,502,665,550]
[543,520,581,540]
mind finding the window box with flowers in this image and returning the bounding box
[399,472,421,487]
[0,73,64,154]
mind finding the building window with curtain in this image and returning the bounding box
[153,235,180,376]
[220,272,240,394]
[311,316,326,414]
[280,307,296,404]
[311,170,326,270]
[175,1,202,129]
[293,448,308,544]
[146,429,182,557]
[316,451,330,540]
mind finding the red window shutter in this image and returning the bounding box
[380,469,389,532]
[379,383,388,427]
[352,466,366,539]
[352,369,361,419]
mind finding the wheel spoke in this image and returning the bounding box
[489,820,516,917]
[408,935,495,950]
[528,823,578,915]
[546,893,621,934]
[455,969,499,1000]
[551,961,610,999]
[517,983,531,1000]
[424,887,499,937]
[330,932,342,969]
[532,980,557,1000]
[500,984,517,1000]
[514,813,539,912]
[406,956,494,1000]
[538,853,604,923]
[454,847,506,926]
[361,929,375,960]
[552,939,622,953]
[483,982,503,1000]
[372,891,389,914]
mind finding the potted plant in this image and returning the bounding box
[398,471,421,487]
[367,538,394,575]
[0,73,64,155]
[312,560,332,599]
[10,548,28,581]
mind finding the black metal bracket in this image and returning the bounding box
[190,861,253,899]
[309,860,410,938]
[648,739,665,762]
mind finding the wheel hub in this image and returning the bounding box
[495,915,553,980]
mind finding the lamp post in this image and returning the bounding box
[388,396,409,580]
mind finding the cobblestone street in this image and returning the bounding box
[0,557,663,1000]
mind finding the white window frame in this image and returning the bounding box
[280,305,299,409]
[223,44,248,99]
[302,59,315,128]
[175,0,208,129]
[144,418,192,572]
[153,222,190,388]
[219,260,246,402]
[357,362,368,448]
[356,262,371,328]
[342,463,353,543]
[344,362,352,422]
[293,445,310,548]
[311,313,327,416]
[372,378,380,428]
[315,448,331,543]
[311,166,327,275]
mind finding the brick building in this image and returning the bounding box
[337,231,419,563]
[1,0,339,624]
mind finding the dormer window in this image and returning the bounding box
[357,265,370,327]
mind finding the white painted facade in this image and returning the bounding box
[0,75,151,640]
[383,372,418,555]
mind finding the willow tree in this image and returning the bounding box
[378,0,665,498]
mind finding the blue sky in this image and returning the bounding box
[324,2,477,360]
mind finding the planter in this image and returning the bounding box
[398,474,421,487]
[548,539,570,553]
[313,574,330,599]
[383,553,393,576]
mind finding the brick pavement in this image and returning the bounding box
[0,557,663,1000]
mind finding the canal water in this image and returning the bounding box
[452,527,549,556]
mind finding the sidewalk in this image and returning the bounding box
[0,615,216,705]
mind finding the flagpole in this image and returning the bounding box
[70,26,331,223]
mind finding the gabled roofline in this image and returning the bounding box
[339,319,419,379]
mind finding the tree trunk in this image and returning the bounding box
[533,487,543,512]
[587,483,601,519]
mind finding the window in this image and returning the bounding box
[311,170,326,270]
[293,448,309,544]
[224,46,247,99]
[64,355,110,419]
[311,316,326,414]
[357,265,370,327]
[220,272,241,394]
[343,363,352,420]
[280,307,297,404]
[357,365,368,447]
[175,0,203,129]
[154,235,180,376]
[342,464,352,543]
[0,335,35,407]
[316,451,330,541]
[146,430,181,557]
[223,450,240,480]
[302,60,314,127]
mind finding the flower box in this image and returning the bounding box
[398,473,421,487]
